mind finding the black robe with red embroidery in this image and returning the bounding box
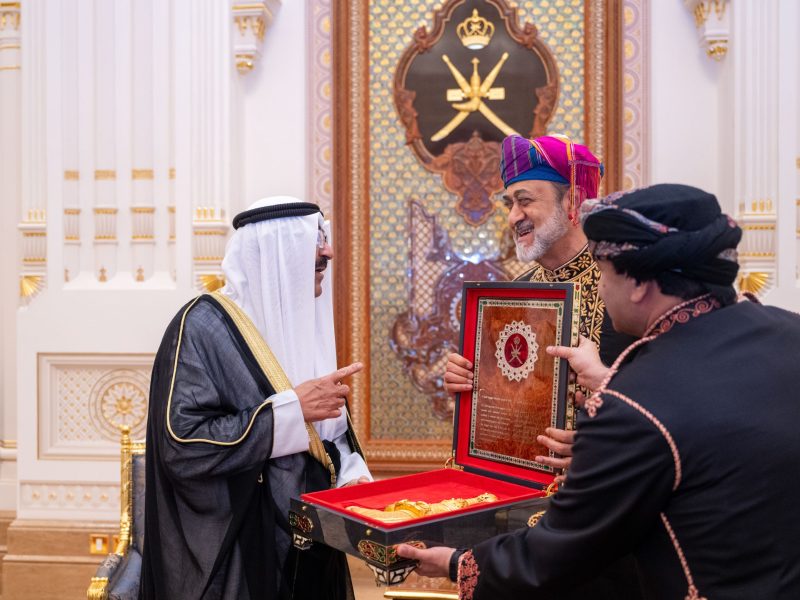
[458,298,800,600]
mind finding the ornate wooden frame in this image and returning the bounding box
[333,0,622,471]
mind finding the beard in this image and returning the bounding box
[315,256,329,272]
[514,205,569,263]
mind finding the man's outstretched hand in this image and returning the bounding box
[546,336,609,392]
[295,362,363,422]
[396,544,454,579]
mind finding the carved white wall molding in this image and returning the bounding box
[685,0,730,60]
[1,0,22,513]
[0,2,20,34]
[232,1,281,74]
[0,0,20,70]
[20,481,120,521]
[38,353,153,461]
[18,0,48,307]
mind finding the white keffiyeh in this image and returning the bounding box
[220,196,345,442]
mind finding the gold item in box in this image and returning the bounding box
[346,492,498,523]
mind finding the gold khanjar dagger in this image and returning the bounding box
[431,52,519,142]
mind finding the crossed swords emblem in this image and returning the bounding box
[431,52,521,142]
[508,335,524,366]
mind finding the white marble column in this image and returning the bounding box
[0,0,21,511]
[728,0,799,308]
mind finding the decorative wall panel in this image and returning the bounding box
[38,354,153,460]
[335,0,623,468]
[621,0,649,190]
[308,0,334,216]
[20,482,119,514]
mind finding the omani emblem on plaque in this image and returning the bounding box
[494,320,538,382]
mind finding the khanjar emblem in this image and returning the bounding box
[393,0,560,226]
[494,320,538,381]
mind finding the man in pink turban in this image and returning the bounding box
[441,134,642,600]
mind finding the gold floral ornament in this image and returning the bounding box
[347,492,498,523]
[101,382,147,432]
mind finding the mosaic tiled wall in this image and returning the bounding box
[369,0,586,440]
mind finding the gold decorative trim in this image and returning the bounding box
[93,208,118,215]
[739,252,775,258]
[87,576,108,600]
[195,207,223,221]
[527,510,546,528]
[691,0,727,28]
[191,292,340,485]
[736,271,770,295]
[706,39,727,60]
[64,208,81,215]
[747,199,774,213]
[233,14,267,41]
[23,231,46,237]
[24,208,46,222]
[0,65,20,71]
[169,167,176,179]
[94,170,116,180]
[20,275,43,298]
[132,235,155,240]
[235,53,256,72]
[130,206,155,214]
[165,296,276,445]
[0,42,20,50]
[194,256,225,262]
[199,274,225,292]
[193,230,226,236]
[168,205,176,213]
[742,224,776,231]
[131,169,154,180]
[94,235,117,241]
[64,170,79,181]
[22,257,46,263]
[0,439,17,449]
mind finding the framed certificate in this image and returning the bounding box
[453,281,580,482]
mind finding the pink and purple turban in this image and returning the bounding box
[500,134,604,223]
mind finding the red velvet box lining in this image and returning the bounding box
[453,285,567,486]
[301,468,544,529]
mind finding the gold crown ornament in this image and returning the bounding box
[457,9,495,50]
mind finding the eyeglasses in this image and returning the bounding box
[316,228,329,249]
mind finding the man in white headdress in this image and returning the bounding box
[140,197,370,600]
